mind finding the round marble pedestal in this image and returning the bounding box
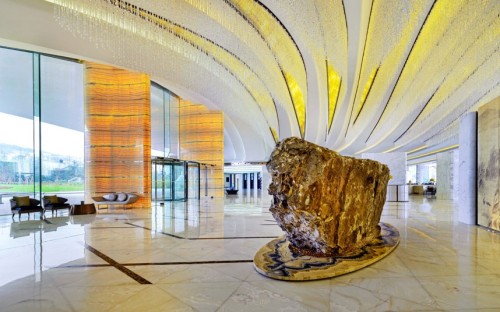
[254,222,399,281]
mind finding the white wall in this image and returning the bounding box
[362,152,407,185]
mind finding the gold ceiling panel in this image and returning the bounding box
[270,127,278,144]
[326,60,341,133]
[283,71,306,138]
[354,66,378,124]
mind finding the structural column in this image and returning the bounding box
[416,164,426,184]
[261,165,271,193]
[436,151,456,200]
[458,112,477,224]
[84,62,151,208]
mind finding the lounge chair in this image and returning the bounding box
[91,193,139,210]
[43,195,72,217]
[10,196,45,220]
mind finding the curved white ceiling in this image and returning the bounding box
[0,0,499,161]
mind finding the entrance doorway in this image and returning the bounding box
[152,158,200,201]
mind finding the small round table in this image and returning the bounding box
[71,203,96,215]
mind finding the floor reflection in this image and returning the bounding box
[0,194,498,311]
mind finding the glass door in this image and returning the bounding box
[187,162,200,199]
[172,162,185,201]
[152,162,162,201]
[152,158,199,202]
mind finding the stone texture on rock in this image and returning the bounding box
[267,137,390,256]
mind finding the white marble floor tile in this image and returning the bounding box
[0,286,73,312]
[46,267,140,287]
[108,285,192,312]
[329,284,442,312]
[247,279,332,311]
[59,285,151,311]
[334,276,439,308]
[209,262,256,281]
[158,281,241,312]
[144,264,242,285]
[0,194,499,311]
[220,281,322,311]
[419,274,500,310]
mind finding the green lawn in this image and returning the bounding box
[0,183,84,193]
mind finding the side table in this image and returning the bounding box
[71,203,96,215]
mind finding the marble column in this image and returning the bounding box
[416,164,426,185]
[261,165,271,193]
[458,112,477,225]
[437,151,454,200]
[237,173,243,191]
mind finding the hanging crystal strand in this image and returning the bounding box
[51,0,240,94]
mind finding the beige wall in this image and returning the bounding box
[179,100,224,198]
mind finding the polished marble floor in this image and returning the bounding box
[0,192,499,311]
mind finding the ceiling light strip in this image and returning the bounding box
[407,144,458,161]
[396,45,500,144]
[270,127,278,144]
[343,0,374,137]
[375,1,497,147]
[407,145,428,154]
[364,0,437,143]
[353,66,379,124]
[423,83,499,147]
[252,0,307,73]
[398,40,498,144]
[282,70,306,138]
[341,0,348,47]
[326,59,342,134]
[223,0,307,138]
[393,87,439,143]
[272,98,280,140]
[382,145,403,153]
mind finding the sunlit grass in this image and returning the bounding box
[0,183,84,193]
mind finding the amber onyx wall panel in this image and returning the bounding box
[84,62,151,207]
[478,96,500,231]
[179,100,224,198]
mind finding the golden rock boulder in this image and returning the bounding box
[267,137,390,256]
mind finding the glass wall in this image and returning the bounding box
[0,47,84,213]
[0,49,35,202]
[150,83,179,158]
[0,48,35,197]
[150,83,198,201]
[151,85,166,157]
[40,55,84,194]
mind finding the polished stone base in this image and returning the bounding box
[254,222,399,281]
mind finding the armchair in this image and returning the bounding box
[43,195,71,216]
[10,196,45,220]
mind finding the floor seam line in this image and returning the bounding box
[84,243,152,284]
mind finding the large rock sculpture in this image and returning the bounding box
[267,137,390,257]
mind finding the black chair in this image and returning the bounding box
[424,186,437,199]
[225,189,238,195]
[43,195,72,217]
[10,196,45,220]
